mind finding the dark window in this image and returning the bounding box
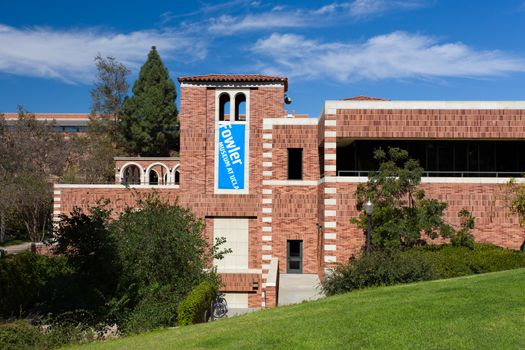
[174,169,180,185]
[234,93,246,121]
[219,93,230,121]
[288,148,303,180]
[336,140,525,177]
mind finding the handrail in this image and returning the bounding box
[337,170,525,178]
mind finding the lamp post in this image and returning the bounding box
[364,200,374,253]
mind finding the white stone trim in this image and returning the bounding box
[262,254,272,260]
[325,165,337,172]
[262,207,272,214]
[324,143,337,149]
[263,162,272,167]
[324,187,337,194]
[324,131,336,137]
[52,217,61,222]
[263,124,272,130]
[53,203,61,208]
[54,184,181,189]
[263,171,273,177]
[53,197,61,202]
[324,210,336,217]
[262,134,272,140]
[325,100,525,113]
[262,198,272,204]
[53,210,61,215]
[262,180,318,186]
[53,190,61,195]
[263,152,272,158]
[262,189,273,195]
[325,154,337,160]
[324,244,336,251]
[324,120,337,126]
[263,143,272,149]
[262,236,272,242]
[262,245,272,251]
[324,221,337,228]
[324,256,337,263]
[324,198,337,205]
[262,217,272,223]
[324,233,337,240]
[330,176,523,184]
[262,226,272,232]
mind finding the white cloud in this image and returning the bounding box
[252,32,525,81]
[314,0,429,17]
[206,12,308,34]
[204,0,429,35]
[0,24,205,84]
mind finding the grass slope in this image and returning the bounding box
[76,269,525,350]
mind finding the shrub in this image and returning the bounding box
[322,250,433,296]
[0,320,42,350]
[408,243,525,279]
[178,281,217,326]
[450,209,475,249]
[0,252,71,317]
[110,194,228,331]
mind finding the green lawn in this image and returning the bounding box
[74,269,525,350]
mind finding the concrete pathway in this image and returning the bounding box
[278,273,323,306]
[0,242,43,255]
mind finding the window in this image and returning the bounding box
[174,169,180,185]
[122,165,141,185]
[219,93,230,121]
[148,169,159,185]
[234,93,246,121]
[288,148,303,180]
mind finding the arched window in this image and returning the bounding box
[123,165,141,185]
[174,169,180,185]
[148,169,159,185]
[235,93,246,121]
[219,93,230,121]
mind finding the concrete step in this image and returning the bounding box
[278,273,323,306]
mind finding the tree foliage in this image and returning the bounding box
[109,193,227,330]
[0,107,68,244]
[53,201,120,313]
[352,147,464,250]
[118,46,179,156]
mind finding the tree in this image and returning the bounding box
[53,202,120,314]
[0,107,68,247]
[118,46,179,156]
[506,178,525,250]
[352,147,454,250]
[109,193,228,331]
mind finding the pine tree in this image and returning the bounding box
[119,46,178,156]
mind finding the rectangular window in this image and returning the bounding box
[288,148,303,180]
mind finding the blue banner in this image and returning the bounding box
[218,123,245,190]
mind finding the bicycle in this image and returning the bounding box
[211,292,228,320]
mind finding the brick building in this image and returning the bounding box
[53,74,525,309]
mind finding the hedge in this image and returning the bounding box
[177,281,217,326]
[322,243,525,296]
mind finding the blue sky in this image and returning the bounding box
[1,0,525,116]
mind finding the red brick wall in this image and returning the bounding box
[271,185,320,273]
[56,187,180,218]
[335,181,525,263]
[337,109,525,139]
[271,125,320,181]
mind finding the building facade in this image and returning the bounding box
[53,74,525,308]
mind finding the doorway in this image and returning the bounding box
[287,240,303,274]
